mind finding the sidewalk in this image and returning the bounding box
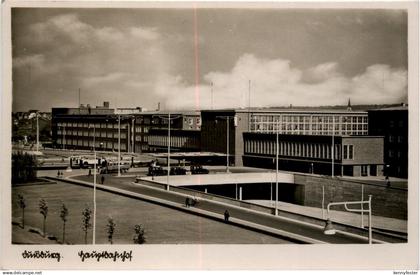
[247,200,407,233]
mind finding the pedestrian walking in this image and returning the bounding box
[224,210,230,222]
[101,175,105,185]
[185,197,190,208]
[88,169,92,176]
[57,170,60,178]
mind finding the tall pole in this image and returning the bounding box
[361,184,364,228]
[322,185,325,219]
[226,118,230,173]
[368,195,372,244]
[275,123,279,216]
[118,115,121,177]
[248,80,251,131]
[36,112,39,152]
[167,112,171,191]
[332,117,335,177]
[211,82,214,110]
[93,126,96,245]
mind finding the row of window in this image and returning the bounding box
[56,122,128,129]
[244,140,342,160]
[56,139,127,150]
[388,135,404,143]
[57,130,127,139]
[250,114,368,136]
[148,135,199,149]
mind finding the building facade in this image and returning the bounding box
[200,108,384,177]
[368,105,408,178]
[51,103,201,154]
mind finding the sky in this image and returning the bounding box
[11,7,408,112]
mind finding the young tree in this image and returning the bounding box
[60,203,69,244]
[106,217,116,244]
[17,194,26,229]
[38,198,48,237]
[133,224,146,244]
[81,206,92,244]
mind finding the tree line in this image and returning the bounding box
[17,195,146,245]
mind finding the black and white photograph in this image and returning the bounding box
[1,0,419,271]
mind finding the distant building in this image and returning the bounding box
[368,105,408,178]
[51,102,201,153]
[200,108,384,177]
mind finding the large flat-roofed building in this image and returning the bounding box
[368,105,408,178]
[200,108,384,177]
[51,103,201,154]
[52,102,136,152]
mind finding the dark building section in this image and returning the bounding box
[242,133,384,177]
[133,111,201,153]
[368,106,408,178]
[148,128,201,152]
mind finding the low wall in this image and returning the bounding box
[294,174,407,220]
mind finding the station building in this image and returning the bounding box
[200,108,385,177]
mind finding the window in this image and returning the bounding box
[343,145,353,160]
[361,165,368,176]
[348,145,353,159]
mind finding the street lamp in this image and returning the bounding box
[36,111,39,153]
[215,115,236,173]
[275,121,279,216]
[118,114,121,177]
[323,195,373,244]
[153,112,182,191]
[89,124,97,245]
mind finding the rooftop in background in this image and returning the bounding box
[367,104,408,111]
[202,104,407,114]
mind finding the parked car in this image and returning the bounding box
[190,164,209,174]
[147,166,167,176]
[170,167,187,175]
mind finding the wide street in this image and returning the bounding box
[69,172,371,244]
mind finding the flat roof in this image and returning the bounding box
[368,106,408,111]
[142,172,295,186]
[202,108,367,114]
[150,152,227,158]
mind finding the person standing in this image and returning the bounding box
[101,175,105,185]
[224,210,230,222]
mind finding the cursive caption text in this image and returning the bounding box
[21,250,61,262]
[78,250,133,262]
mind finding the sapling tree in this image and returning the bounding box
[133,224,146,244]
[106,217,116,244]
[60,203,69,244]
[17,194,26,229]
[39,198,48,237]
[81,206,92,244]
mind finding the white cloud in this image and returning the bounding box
[160,54,407,110]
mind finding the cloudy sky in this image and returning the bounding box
[12,7,407,112]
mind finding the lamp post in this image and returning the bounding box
[36,111,39,152]
[216,115,235,173]
[323,195,373,244]
[118,114,121,177]
[331,116,335,177]
[153,112,182,191]
[89,124,97,245]
[275,121,279,216]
